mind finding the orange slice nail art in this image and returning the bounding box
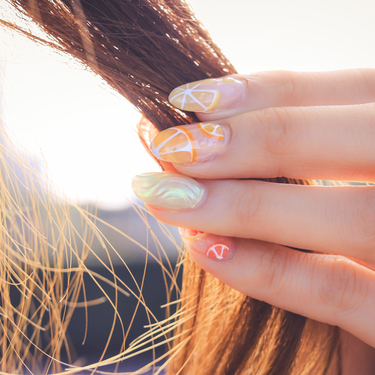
[179,228,209,241]
[206,243,230,260]
[169,80,221,112]
[151,127,197,163]
[150,123,226,164]
[197,122,224,140]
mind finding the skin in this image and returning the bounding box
[146,69,375,373]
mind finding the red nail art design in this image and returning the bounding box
[206,243,230,260]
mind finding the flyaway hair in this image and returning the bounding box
[1,0,341,374]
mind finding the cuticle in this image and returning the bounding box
[192,181,208,210]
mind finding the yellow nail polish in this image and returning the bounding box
[150,123,227,164]
[168,77,246,113]
[178,228,209,241]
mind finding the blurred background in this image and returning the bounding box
[1,0,375,372]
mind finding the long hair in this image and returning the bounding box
[1,1,340,374]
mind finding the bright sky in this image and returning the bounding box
[1,0,375,209]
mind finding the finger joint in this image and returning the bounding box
[235,183,263,230]
[317,256,369,323]
[255,107,301,158]
[250,244,290,295]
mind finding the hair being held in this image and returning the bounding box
[0,0,341,374]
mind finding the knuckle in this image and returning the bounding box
[279,70,308,105]
[263,70,307,105]
[317,256,368,319]
[235,183,262,229]
[280,71,300,103]
[250,244,289,294]
[255,107,301,156]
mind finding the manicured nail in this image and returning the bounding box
[179,228,234,261]
[178,228,209,241]
[131,172,206,211]
[169,77,246,113]
[150,123,227,164]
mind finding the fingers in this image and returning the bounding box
[182,233,375,348]
[168,69,375,119]
[134,176,375,266]
[154,69,375,181]
[150,102,375,181]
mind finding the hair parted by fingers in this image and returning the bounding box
[3,0,237,130]
[1,1,340,374]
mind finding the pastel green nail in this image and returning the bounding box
[131,172,206,211]
[168,77,246,113]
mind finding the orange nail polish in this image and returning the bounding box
[150,123,227,164]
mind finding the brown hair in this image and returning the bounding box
[1,1,340,374]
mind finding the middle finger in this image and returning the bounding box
[150,102,375,182]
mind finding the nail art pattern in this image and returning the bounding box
[179,228,209,241]
[169,80,220,112]
[151,127,197,163]
[131,172,206,211]
[206,243,230,260]
[197,123,224,140]
[150,123,225,164]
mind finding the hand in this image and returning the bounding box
[132,69,375,349]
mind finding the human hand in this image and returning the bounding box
[132,69,375,348]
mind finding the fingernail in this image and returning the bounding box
[169,77,246,113]
[150,123,227,164]
[131,172,206,211]
[179,228,234,261]
[178,227,209,241]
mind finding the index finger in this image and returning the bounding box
[168,69,375,119]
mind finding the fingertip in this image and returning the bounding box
[180,229,235,262]
[168,77,246,113]
[149,123,229,166]
[131,172,207,212]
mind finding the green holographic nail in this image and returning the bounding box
[131,172,206,211]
